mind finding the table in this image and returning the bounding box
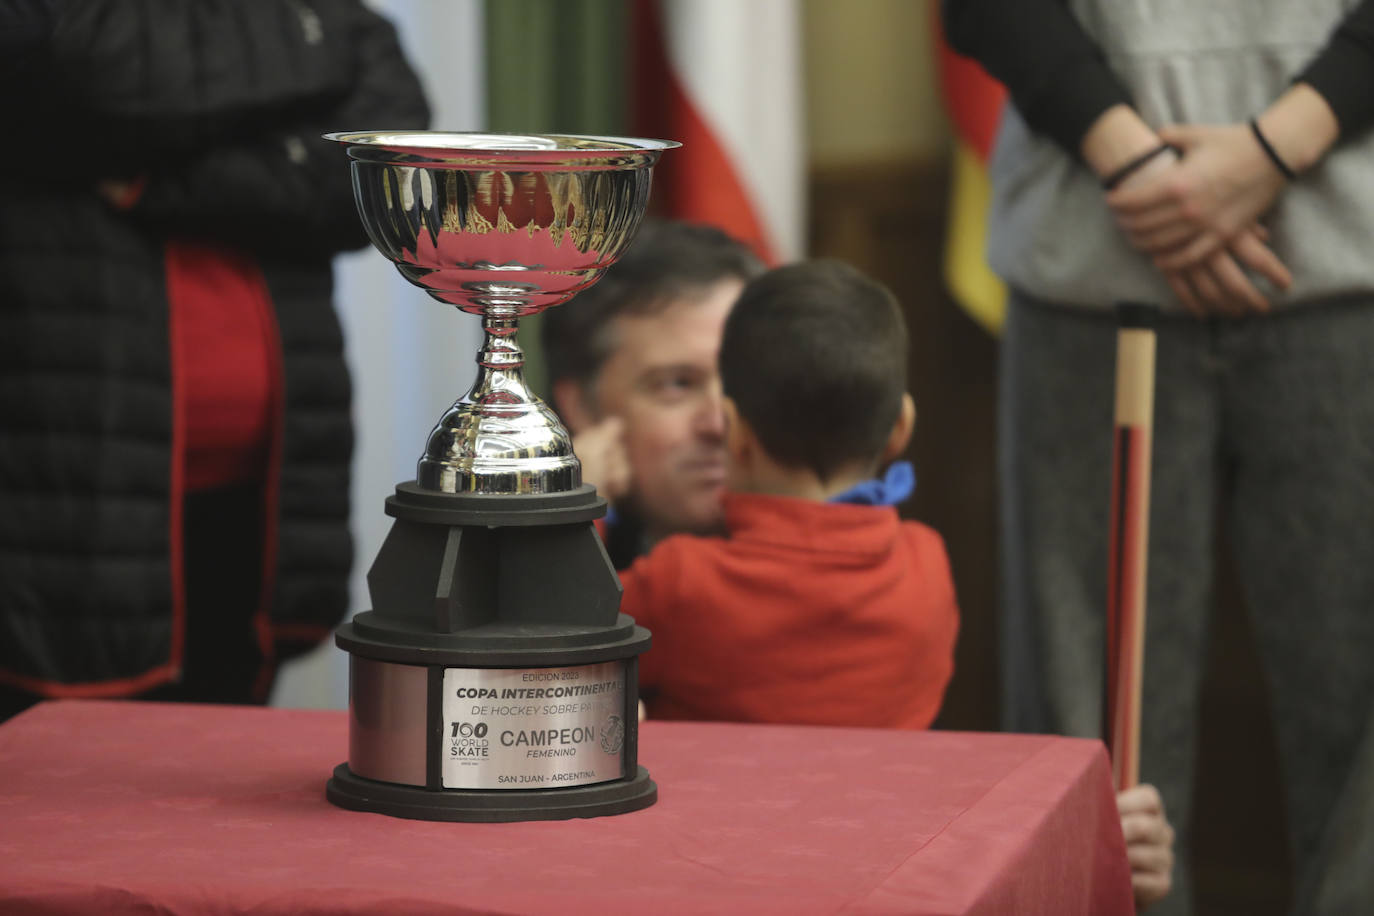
[0,701,1132,915]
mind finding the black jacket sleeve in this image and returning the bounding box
[125,1,431,256]
[46,0,360,161]
[1298,0,1374,137]
[11,0,430,256]
[941,0,1131,155]
[0,0,52,78]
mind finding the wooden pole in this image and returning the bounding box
[1105,302,1157,792]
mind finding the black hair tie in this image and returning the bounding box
[1102,143,1181,191]
[1249,118,1297,181]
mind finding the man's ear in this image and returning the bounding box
[880,393,916,463]
[553,378,596,434]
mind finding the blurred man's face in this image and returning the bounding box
[592,279,743,539]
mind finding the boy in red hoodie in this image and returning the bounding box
[618,260,958,729]
[619,259,1175,910]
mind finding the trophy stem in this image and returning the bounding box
[416,311,580,494]
[477,313,524,374]
[467,311,536,417]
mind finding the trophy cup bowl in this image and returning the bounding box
[324,132,676,823]
[326,131,680,495]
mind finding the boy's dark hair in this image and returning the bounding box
[541,220,764,390]
[720,260,909,482]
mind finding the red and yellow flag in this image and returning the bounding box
[935,14,1008,334]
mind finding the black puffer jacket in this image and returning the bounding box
[0,0,430,695]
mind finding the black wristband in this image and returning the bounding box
[1101,143,1180,191]
[1249,118,1297,181]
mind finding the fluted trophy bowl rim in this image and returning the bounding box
[323,131,681,167]
[325,129,677,314]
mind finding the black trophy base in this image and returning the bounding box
[326,763,657,823]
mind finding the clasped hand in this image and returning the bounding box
[1105,122,1292,316]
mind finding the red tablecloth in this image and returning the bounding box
[0,701,1132,915]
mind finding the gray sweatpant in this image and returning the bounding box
[999,292,1374,916]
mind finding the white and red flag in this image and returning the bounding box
[633,0,806,264]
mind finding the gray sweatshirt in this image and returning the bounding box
[985,0,1374,310]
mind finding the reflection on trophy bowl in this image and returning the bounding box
[325,131,679,494]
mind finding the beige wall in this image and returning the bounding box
[803,0,950,168]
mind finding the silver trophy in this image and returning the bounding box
[323,132,676,822]
[332,131,678,494]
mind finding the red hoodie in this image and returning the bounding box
[618,490,960,729]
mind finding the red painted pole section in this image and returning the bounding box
[1105,304,1157,792]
